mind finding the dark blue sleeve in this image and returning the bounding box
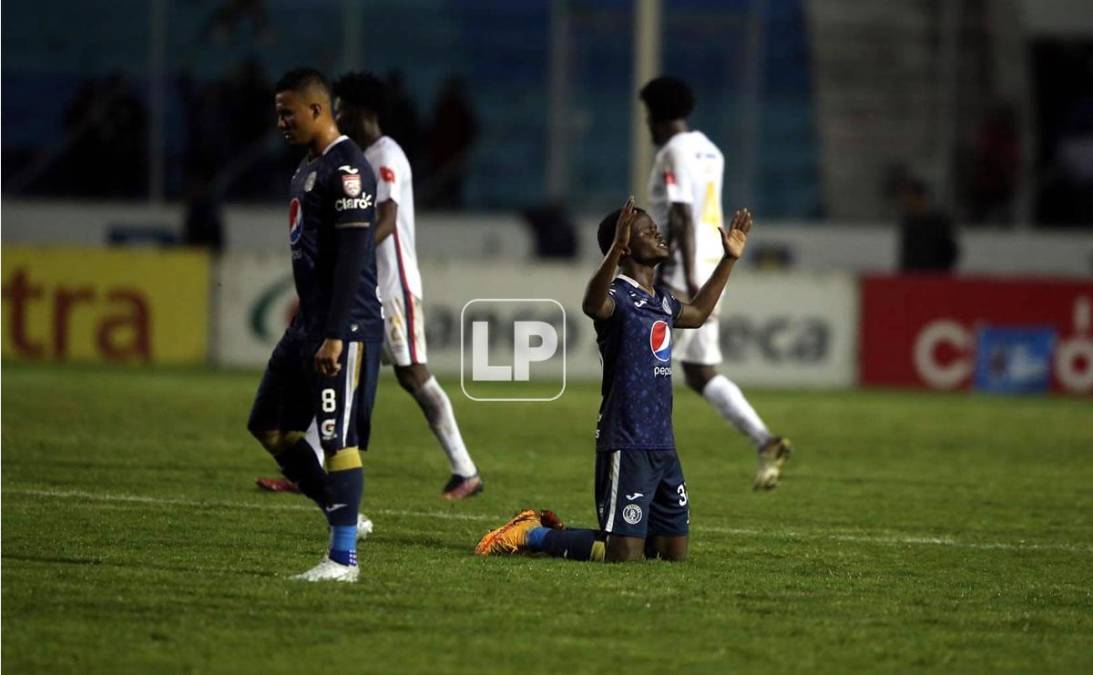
[607,283,629,318]
[324,227,370,338]
[328,155,376,229]
[323,150,377,338]
[666,291,683,323]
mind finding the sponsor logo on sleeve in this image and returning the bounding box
[380,166,396,183]
[335,193,374,212]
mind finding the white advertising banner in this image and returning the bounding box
[213,253,298,367]
[214,256,858,388]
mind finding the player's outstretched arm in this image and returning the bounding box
[582,197,637,320]
[675,208,752,329]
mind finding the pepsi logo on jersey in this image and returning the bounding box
[650,320,672,362]
[288,198,303,244]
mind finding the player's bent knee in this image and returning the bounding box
[604,535,646,563]
[250,428,305,455]
[250,429,284,454]
[682,364,714,393]
[395,364,430,394]
[649,535,688,562]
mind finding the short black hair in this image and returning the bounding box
[332,71,389,119]
[275,67,331,100]
[639,76,695,122]
[596,206,647,255]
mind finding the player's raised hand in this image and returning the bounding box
[719,208,752,260]
[612,196,637,255]
[315,338,344,377]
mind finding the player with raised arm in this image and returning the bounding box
[255,71,483,500]
[474,198,753,562]
[640,76,792,490]
[246,68,382,582]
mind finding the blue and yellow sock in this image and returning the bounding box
[525,528,604,561]
[324,447,364,566]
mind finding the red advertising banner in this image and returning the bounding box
[860,276,1093,394]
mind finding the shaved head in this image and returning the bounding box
[275,67,332,107]
[275,67,336,148]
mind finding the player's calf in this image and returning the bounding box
[399,364,481,492]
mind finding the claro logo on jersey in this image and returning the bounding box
[335,193,374,212]
[288,198,303,244]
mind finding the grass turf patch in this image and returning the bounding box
[2,364,1092,673]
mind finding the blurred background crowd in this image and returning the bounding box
[3,0,1092,393]
[4,0,1091,240]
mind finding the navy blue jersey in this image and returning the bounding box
[594,275,684,451]
[287,135,383,341]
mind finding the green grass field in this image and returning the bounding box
[2,364,1092,674]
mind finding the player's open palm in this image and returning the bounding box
[720,208,752,260]
[613,196,638,255]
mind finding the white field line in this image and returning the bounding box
[5,487,1091,554]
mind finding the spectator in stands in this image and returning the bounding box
[898,178,959,273]
[424,76,478,208]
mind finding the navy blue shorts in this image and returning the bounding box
[248,330,381,454]
[595,449,689,538]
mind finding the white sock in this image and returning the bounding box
[701,374,772,450]
[414,376,477,477]
[304,420,324,467]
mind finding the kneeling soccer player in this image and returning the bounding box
[475,197,753,562]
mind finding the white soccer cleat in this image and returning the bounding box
[290,557,359,583]
[357,514,374,541]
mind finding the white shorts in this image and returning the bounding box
[672,315,722,365]
[382,294,427,366]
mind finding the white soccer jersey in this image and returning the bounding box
[364,136,423,303]
[647,130,726,293]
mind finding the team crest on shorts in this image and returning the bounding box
[622,503,643,525]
